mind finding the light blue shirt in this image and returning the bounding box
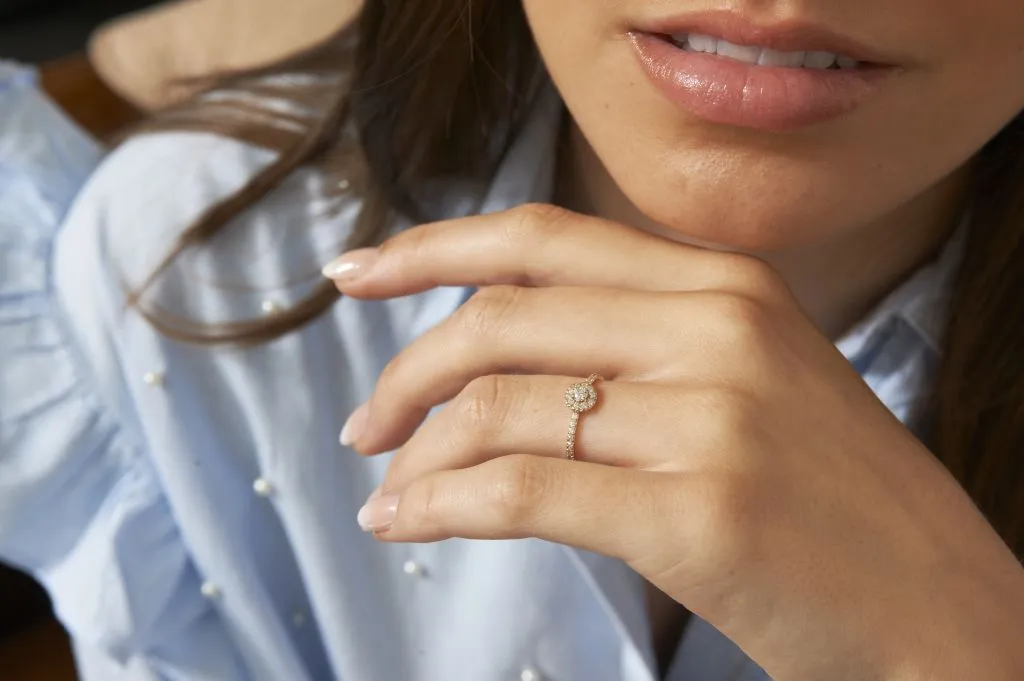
[0,63,959,681]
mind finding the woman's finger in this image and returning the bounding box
[377,375,717,495]
[324,203,784,300]
[344,286,763,455]
[363,454,684,563]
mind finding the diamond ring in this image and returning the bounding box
[564,374,601,461]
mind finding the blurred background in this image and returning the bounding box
[2,2,360,677]
[2,4,160,677]
[2,0,158,62]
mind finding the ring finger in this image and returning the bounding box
[345,285,752,455]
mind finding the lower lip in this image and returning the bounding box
[630,32,891,131]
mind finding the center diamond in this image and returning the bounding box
[564,382,598,413]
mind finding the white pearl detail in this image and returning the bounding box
[338,179,351,190]
[520,668,543,681]
[200,582,221,599]
[292,611,307,628]
[402,560,425,577]
[260,299,281,314]
[252,478,273,497]
[142,371,164,387]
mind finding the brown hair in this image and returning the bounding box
[128,2,1023,555]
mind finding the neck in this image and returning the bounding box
[555,123,968,340]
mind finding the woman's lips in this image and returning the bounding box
[629,31,895,131]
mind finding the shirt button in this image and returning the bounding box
[519,668,544,681]
[403,560,426,577]
[252,478,274,497]
[142,371,165,387]
[338,179,351,190]
[292,611,307,628]
[200,581,221,600]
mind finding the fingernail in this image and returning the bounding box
[340,402,370,446]
[321,248,379,282]
[357,493,400,532]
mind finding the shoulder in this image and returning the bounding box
[49,131,279,411]
[89,0,360,109]
[64,130,278,218]
[55,125,361,341]
[58,132,280,286]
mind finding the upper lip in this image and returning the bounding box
[635,10,896,64]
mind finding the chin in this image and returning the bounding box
[619,170,858,254]
[573,116,881,253]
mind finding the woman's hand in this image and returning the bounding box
[325,204,1024,681]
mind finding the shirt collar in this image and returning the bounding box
[835,225,964,362]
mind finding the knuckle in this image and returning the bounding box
[506,203,573,243]
[487,455,547,532]
[455,285,523,339]
[703,293,774,354]
[401,475,444,530]
[505,204,574,284]
[504,204,578,285]
[720,255,787,298]
[710,386,760,434]
[714,293,770,331]
[377,347,412,394]
[454,375,511,439]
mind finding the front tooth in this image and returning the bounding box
[836,55,859,70]
[687,33,717,54]
[803,51,838,69]
[757,48,806,68]
[715,39,762,64]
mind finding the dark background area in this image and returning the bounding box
[1,0,161,62]
[1,0,160,653]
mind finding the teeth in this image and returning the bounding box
[715,39,762,64]
[682,33,716,53]
[673,33,859,70]
[757,48,806,68]
[803,50,838,69]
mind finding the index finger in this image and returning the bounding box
[322,203,781,298]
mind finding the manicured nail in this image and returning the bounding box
[357,493,400,532]
[340,402,370,446]
[321,248,379,282]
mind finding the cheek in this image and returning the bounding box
[520,0,616,79]
[523,0,1024,250]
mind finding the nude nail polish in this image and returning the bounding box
[340,402,370,446]
[357,494,400,532]
[321,248,379,282]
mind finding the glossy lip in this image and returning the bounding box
[628,12,901,131]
